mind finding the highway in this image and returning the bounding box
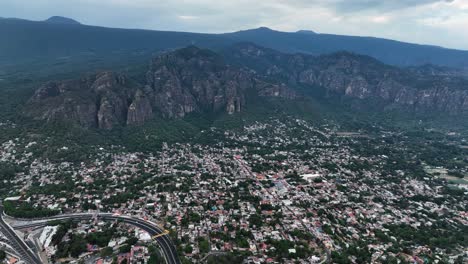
[0,204,42,264]
[5,212,180,264]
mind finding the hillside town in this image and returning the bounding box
[0,118,467,264]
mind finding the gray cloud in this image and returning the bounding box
[329,0,455,12]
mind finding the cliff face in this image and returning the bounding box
[26,46,296,129]
[146,47,248,117]
[27,72,137,129]
[146,46,296,117]
[26,44,468,129]
[126,89,153,126]
[224,43,468,114]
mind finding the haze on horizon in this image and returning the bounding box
[1,0,468,50]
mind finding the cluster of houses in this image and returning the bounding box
[1,118,466,263]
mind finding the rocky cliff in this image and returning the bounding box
[224,43,468,114]
[26,44,467,129]
[147,46,296,117]
[25,46,296,129]
[27,71,142,129]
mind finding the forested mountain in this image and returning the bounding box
[1,17,468,69]
[24,44,468,130]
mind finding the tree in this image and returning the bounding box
[86,228,116,247]
[125,236,138,246]
[248,214,263,227]
[207,253,245,264]
[184,245,193,254]
[198,238,210,254]
[148,245,163,264]
[120,244,132,254]
[148,251,163,264]
[51,221,72,246]
[0,250,6,261]
[455,256,464,264]
[69,235,87,258]
[100,247,113,258]
[3,200,59,218]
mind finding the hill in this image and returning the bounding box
[44,16,81,25]
[224,27,468,69]
[0,18,229,65]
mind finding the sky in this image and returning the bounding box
[1,0,468,50]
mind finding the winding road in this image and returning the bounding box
[0,204,42,264]
[1,209,180,264]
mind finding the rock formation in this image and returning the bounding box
[25,44,468,129]
[224,43,468,114]
[25,46,296,129]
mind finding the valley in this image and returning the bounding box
[0,10,467,264]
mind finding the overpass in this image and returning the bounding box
[2,211,180,264]
[0,204,42,264]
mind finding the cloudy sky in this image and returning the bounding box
[1,0,468,50]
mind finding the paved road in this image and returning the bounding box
[0,237,24,260]
[11,213,181,264]
[0,204,42,264]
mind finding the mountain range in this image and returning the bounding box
[24,44,468,129]
[1,16,468,69]
[25,46,297,129]
[0,16,466,131]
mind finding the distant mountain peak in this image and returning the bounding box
[256,26,273,31]
[234,27,277,34]
[296,30,317,35]
[44,16,80,25]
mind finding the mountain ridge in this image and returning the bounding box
[1,18,468,69]
[223,43,468,113]
[23,44,468,130]
[24,46,297,129]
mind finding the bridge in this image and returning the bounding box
[0,204,42,264]
[0,208,180,264]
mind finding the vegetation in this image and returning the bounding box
[0,162,23,198]
[206,253,245,264]
[3,200,59,218]
[86,227,117,247]
[198,237,210,254]
[100,247,113,258]
[148,245,163,264]
[385,223,468,249]
[266,239,314,259]
[54,233,87,259]
[51,221,73,246]
[0,250,5,262]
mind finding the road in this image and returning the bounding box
[0,204,42,264]
[0,237,24,261]
[5,212,181,264]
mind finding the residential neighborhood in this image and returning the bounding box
[0,118,466,263]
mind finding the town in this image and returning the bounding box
[0,118,467,264]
